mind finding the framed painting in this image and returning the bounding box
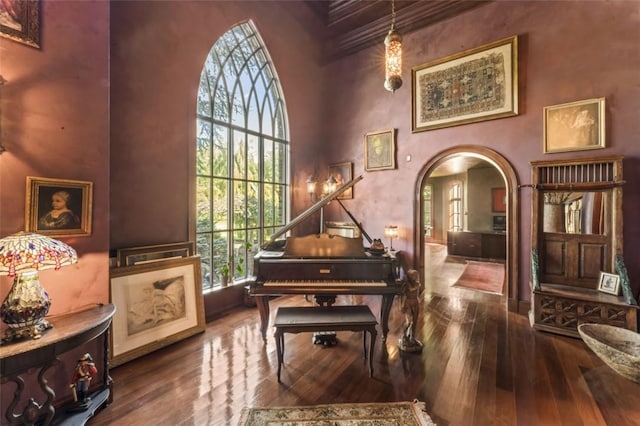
[412,35,518,132]
[492,188,506,213]
[109,256,206,367]
[543,98,605,153]
[597,271,620,296]
[25,176,93,237]
[364,129,395,171]
[116,241,195,267]
[0,0,41,48]
[328,162,353,199]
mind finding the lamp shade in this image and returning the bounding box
[0,231,78,277]
[0,232,77,342]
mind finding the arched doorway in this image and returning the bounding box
[414,145,520,311]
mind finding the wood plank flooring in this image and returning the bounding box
[89,247,640,426]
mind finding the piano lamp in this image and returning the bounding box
[384,225,399,251]
[384,0,402,92]
[0,231,78,343]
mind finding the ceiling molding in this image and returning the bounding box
[304,0,492,62]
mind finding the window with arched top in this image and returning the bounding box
[195,20,289,291]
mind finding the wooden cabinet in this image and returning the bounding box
[0,304,115,425]
[447,231,505,260]
[530,156,638,337]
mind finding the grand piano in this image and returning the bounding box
[250,175,401,342]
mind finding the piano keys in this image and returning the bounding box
[250,176,401,342]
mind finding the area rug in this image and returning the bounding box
[452,260,505,294]
[238,400,436,425]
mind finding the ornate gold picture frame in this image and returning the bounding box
[364,129,395,171]
[543,97,605,153]
[412,35,518,132]
[25,176,93,237]
[0,0,41,48]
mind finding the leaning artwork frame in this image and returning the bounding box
[116,241,195,267]
[328,162,353,199]
[0,0,41,48]
[25,176,93,237]
[597,271,620,296]
[364,129,395,171]
[412,35,518,132]
[109,256,206,367]
[543,98,606,153]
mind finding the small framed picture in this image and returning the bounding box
[25,176,93,237]
[543,98,605,153]
[328,162,353,199]
[597,271,620,296]
[364,129,395,171]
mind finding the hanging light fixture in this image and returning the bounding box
[384,0,403,92]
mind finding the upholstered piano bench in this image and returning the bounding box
[273,305,378,382]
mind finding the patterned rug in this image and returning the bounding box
[452,260,505,294]
[238,400,436,425]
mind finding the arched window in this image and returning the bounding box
[195,21,289,291]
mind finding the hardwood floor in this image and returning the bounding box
[90,247,639,426]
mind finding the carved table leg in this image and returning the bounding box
[3,358,58,426]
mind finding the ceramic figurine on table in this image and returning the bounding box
[69,353,97,411]
[398,269,424,353]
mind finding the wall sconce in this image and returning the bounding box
[384,225,399,251]
[306,175,317,200]
[322,175,337,197]
[384,0,403,92]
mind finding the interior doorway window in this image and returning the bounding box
[448,181,463,231]
[423,184,433,239]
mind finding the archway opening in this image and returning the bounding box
[414,145,520,311]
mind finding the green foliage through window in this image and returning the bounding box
[196,21,289,291]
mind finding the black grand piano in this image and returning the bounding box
[250,175,401,342]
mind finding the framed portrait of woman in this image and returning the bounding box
[25,176,93,237]
[364,129,396,171]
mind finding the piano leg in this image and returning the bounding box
[256,296,270,341]
[380,294,396,343]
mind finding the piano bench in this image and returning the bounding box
[273,305,378,382]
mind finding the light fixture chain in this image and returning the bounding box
[391,0,396,29]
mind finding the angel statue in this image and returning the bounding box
[398,269,424,353]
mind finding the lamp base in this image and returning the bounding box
[1,271,52,343]
[3,319,53,343]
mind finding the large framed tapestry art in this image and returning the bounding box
[412,35,518,132]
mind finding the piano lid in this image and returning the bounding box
[262,175,363,249]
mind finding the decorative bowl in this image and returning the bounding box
[578,323,640,383]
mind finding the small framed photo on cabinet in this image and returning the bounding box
[597,271,620,296]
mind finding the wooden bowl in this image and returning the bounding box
[578,323,640,383]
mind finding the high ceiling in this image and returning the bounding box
[304,0,491,61]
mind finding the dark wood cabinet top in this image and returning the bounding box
[0,304,115,377]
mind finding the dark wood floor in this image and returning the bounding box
[90,247,640,426]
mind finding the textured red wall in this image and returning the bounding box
[109,1,327,249]
[0,0,110,312]
[321,1,640,301]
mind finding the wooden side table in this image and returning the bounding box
[0,304,115,426]
[273,305,378,382]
